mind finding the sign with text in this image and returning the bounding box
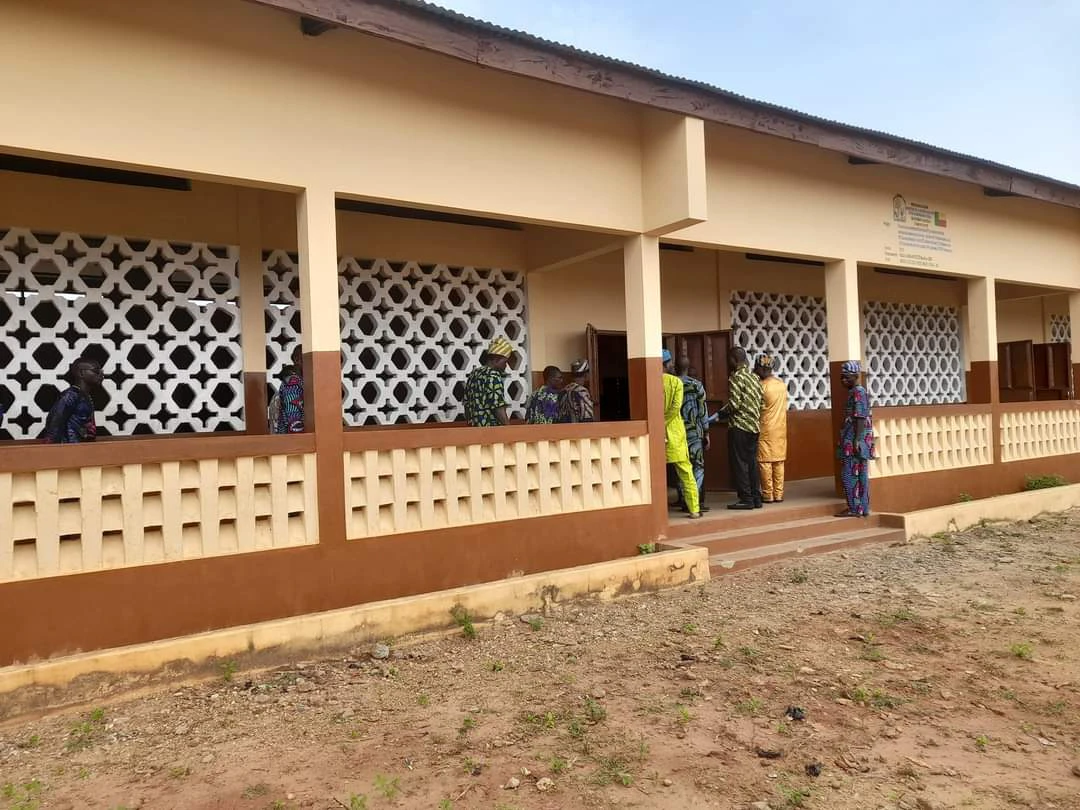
[883,194,952,269]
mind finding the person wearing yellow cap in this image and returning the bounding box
[463,337,513,426]
[754,354,788,503]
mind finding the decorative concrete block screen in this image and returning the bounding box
[1000,408,1080,462]
[0,453,317,583]
[863,302,964,406]
[263,252,529,424]
[872,411,992,478]
[0,227,244,440]
[344,435,649,538]
[1050,313,1071,344]
[730,291,830,410]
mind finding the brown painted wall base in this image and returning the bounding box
[786,409,834,481]
[628,356,668,541]
[874,454,1080,513]
[0,504,651,667]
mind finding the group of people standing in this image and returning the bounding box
[662,347,874,519]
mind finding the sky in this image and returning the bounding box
[433,0,1080,185]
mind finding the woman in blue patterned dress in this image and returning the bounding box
[837,360,874,517]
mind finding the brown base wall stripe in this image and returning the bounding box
[0,504,652,667]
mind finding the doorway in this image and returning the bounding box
[585,325,631,421]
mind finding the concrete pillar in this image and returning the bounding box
[296,186,346,545]
[237,188,269,433]
[624,234,668,541]
[825,259,862,492]
[1068,292,1080,398]
[641,110,707,236]
[966,277,999,404]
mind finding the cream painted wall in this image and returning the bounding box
[996,299,1046,344]
[2,0,643,233]
[675,124,1080,288]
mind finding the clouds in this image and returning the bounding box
[434,0,1079,183]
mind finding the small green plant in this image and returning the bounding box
[550,756,569,774]
[270,801,287,810]
[76,767,91,780]
[1025,474,1067,490]
[450,604,477,639]
[593,756,633,787]
[789,568,809,584]
[958,492,974,503]
[439,800,454,810]
[882,607,917,625]
[861,646,885,662]
[637,543,657,555]
[737,696,764,716]
[527,617,544,631]
[681,621,698,634]
[584,698,607,723]
[974,734,989,751]
[1045,699,1067,716]
[779,783,811,807]
[712,635,725,650]
[347,793,368,810]
[17,734,41,750]
[776,721,791,736]
[567,718,585,738]
[459,714,478,734]
[739,646,762,662]
[2,780,43,810]
[373,774,400,801]
[219,659,238,683]
[241,783,271,799]
[1010,641,1034,660]
[168,765,191,779]
[847,686,870,705]
[870,689,903,709]
[417,692,430,707]
[489,660,505,672]
[67,707,107,752]
[462,757,481,776]
[676,705,692,726]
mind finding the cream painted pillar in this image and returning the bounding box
[966,277,998,404]
[237,188,269,433]
[623,234,667,540]
[641,110,707,235]
[825,259,861,492]
[296,186,346,545]
[1068,292,1080,398]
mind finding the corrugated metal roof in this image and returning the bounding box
[395,0,1080,194]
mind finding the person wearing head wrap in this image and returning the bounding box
[837,360,875,517]
[676,355,710,511]
[463,337,513,427]
[662,349,701,518]
[754,354,788,503]
[558,358,595,423]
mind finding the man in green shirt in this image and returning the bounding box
[463,337,513,426]
[720,347,764,510]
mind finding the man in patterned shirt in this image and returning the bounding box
[463,337,513,426]
[525,365,563,424]
[41,357,103,443]
[720,347,764,510]
[558,359,595,423]
[677,357,710,511]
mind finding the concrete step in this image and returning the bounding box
[708,526,905,575]
[666,500,843,539]
[682,514,886,555]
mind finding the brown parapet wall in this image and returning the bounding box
[873,454,1080,513]
[0,503,652,667]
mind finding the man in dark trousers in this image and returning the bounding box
[719,347,763,510]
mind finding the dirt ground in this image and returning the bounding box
[3,512,1080,810]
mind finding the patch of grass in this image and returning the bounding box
[870,689,904,710]
[1045,699,1067,716]
[459,715,478,735]
[567,718,585,738]
[219,659,238,683]
[675,705,692,726]
[974,734,989,751]
[489,660,505,672]
[450,604,477,640]
[776,720,792,736]
[2,780,44,810]
[1013,607,1027,616]
[373,774,400,801]
[593,755,633,787]
[584,698,607,724]
[712,635,725,650]
[439,800,454,810]
[462,757,482,776]
[880,607,917,625]
[550,756,569,774]
[1010,641,1034,660]
[681,621,698,634]
[739,646,762,662]
[778,783,811,807]
[637,543,657,555]
[241,783,271,799]
[168,766,191,779]
[417,693,430,707]
[67,707,107,752]
[846,686,870,705]
[348,794,368,810]
[1025,474,1067,490]
[789,568,809,584]
[861,646,885,662]
[16,734,41,750]
[76,768,90,780]
[679,686,702,701]
[527,617,544,631]
[736,697,764,716]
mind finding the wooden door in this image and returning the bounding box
[998,340,1035,403]
[585,323,600,405]
[667,331,732,491]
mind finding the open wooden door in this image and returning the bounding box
[998,340,1035,402]
[667,331,732,492]
[585,323,599,406]
[586,324,631,421]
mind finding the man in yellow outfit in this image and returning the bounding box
[663,349,701,519]
[755,355,789,503]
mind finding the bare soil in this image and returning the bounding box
[3,511,1080,810]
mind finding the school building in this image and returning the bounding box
[2,0,1080,670]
